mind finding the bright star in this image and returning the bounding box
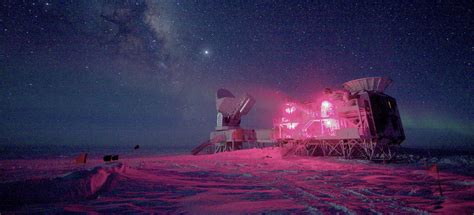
[202,49,210,56]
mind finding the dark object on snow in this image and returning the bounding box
[75,153,87,164]
[134,145,140,150]
[103,155,119,162]
[103,155,112,162]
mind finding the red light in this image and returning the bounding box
[274,95,347,139]
[284,105,296,114]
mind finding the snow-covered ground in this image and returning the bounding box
[0,148,473,214]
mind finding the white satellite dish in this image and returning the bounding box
[216,89,255,117]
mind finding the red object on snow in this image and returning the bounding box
[75,153,87,164]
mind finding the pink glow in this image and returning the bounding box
[321,101,330,108]
[2,149,471,213]
[284,105,296,114]
[286,122,299,129]
[325,120,331,126]
[274,97,344,139]
[320,100,333,118]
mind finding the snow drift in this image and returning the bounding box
[1,148,473,213]
[0,162,125,209]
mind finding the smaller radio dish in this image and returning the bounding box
[216,88,235,99]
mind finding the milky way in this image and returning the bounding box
[0,1,472,150]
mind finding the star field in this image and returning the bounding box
[0,1,472,149]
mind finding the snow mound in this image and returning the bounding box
[2,148,473,213]
[0,162,125,209]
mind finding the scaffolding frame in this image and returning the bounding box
[280,138,397,161]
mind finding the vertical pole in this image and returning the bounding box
[437,168,443,196]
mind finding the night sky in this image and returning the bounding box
[1,1,472,151]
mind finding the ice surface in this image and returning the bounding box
[0,148,473,214]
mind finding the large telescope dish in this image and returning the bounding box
[343,77,392,94]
